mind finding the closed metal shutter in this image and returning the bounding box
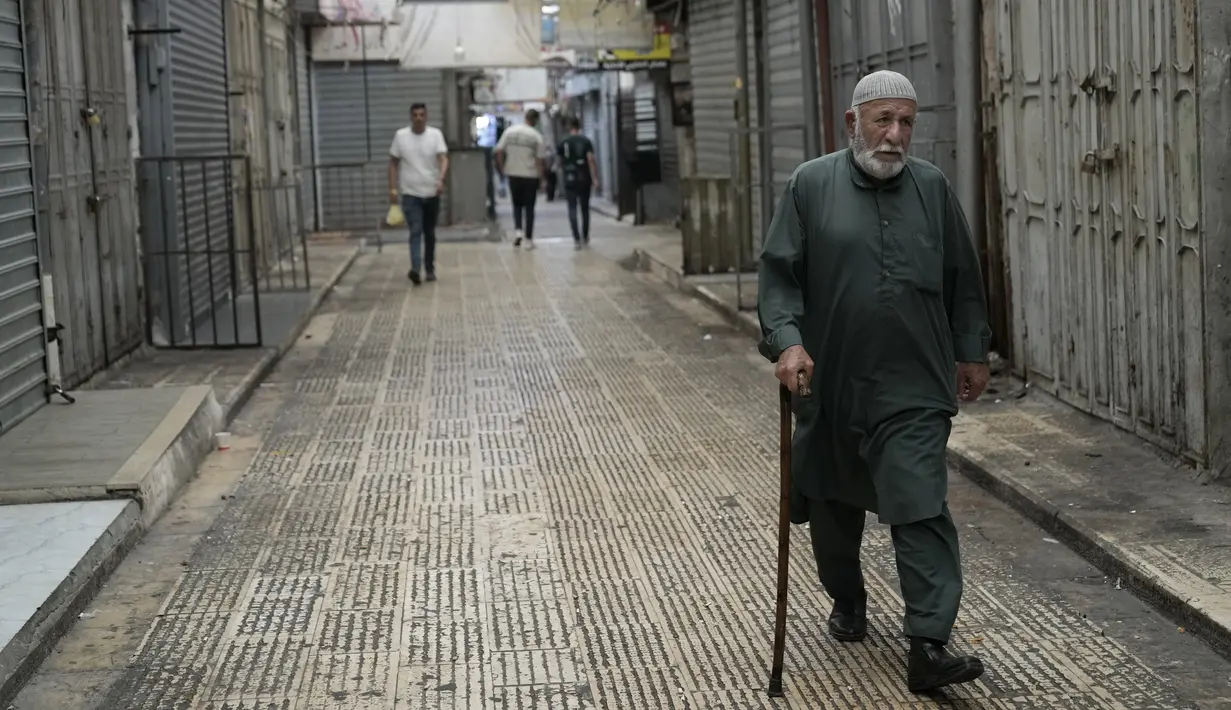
[311,62,445,230]
[168,0,230,334]
[655,81,679,184]
[687,0,761,248]
[688,0,736,177]
[0,0,47,434]
[766,0,806,206]
[827,0,956,178]
[581,93,604,197]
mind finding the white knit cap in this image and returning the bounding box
[851,70,917,107]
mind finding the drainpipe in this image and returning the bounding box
[733,0,753,268]
[814,0,836,153]
[798,0,821,159]
[954,0,984,256]
[754,0,773,237]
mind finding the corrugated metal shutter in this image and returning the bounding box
[688,0,736,177]
[294,27,315,230]
[311,61,444,230]
[687,0,761,249]
[656,81,678,184]
[766,0,805,206]
[580,93,605,197]
[827,0,956,178]
[168,0,230,334]
[0,0,47,434]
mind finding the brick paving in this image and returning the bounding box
[15,207,1231,708]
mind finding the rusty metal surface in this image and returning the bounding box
[14,213,1231,707]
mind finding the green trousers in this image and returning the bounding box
[806,495,963,644]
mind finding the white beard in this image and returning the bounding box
[850,126,906,180]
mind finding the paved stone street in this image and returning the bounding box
[15,207,1231,709]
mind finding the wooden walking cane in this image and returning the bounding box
[768,370,810,698]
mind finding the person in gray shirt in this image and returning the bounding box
[495,109,546,249]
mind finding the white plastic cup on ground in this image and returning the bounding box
[215,432,232,451]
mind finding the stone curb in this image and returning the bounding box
[946,446,1231,659]
[590,199,623,221]
[632,246,1231,659]
[0,244,363,706]
[632,249,761,340]
[0,501,143,705]
[220,245,362,422]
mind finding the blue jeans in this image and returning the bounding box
[401,194,440,273]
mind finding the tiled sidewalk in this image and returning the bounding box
[13,210,1231,708]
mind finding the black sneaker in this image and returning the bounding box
[408,270,421,285]
[425,272,437,282]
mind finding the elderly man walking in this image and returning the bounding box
[757,70,992,692]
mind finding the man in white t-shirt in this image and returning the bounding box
[495,109,546,250]
[388,102,450,284]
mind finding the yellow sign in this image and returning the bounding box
[606,31,671,62]
[594,30,672,70]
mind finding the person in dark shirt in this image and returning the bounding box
[556,116,600,248]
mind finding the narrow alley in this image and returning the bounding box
[14,204,1231,709]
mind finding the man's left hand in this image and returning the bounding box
[956,362,989,402]
[435,179,445,195]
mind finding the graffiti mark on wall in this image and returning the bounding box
[319,0,400,50]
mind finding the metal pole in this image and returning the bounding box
[222,0,233,155]
[814,0,837,153]
[305,25,321,232]
[753,0,773,240]
[734,0,753,276]
[954,0,984,257]
[362,35,372,161]
[798,0,821,159]
[257,0,274,282]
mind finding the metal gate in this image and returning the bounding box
[133,0,233,347]
[309,61,445,231]
[27,0,142,387]
[827,0,956,178]
[0,0,47,435]
[988,0,1206,462]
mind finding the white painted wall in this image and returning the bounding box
[309,0,655,67]
[472,68,549,103]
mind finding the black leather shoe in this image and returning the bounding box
[907,638,984,692]
[827,599,867,642]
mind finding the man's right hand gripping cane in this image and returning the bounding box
[776,345,814,395]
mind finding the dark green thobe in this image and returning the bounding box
[757,149,991,527]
